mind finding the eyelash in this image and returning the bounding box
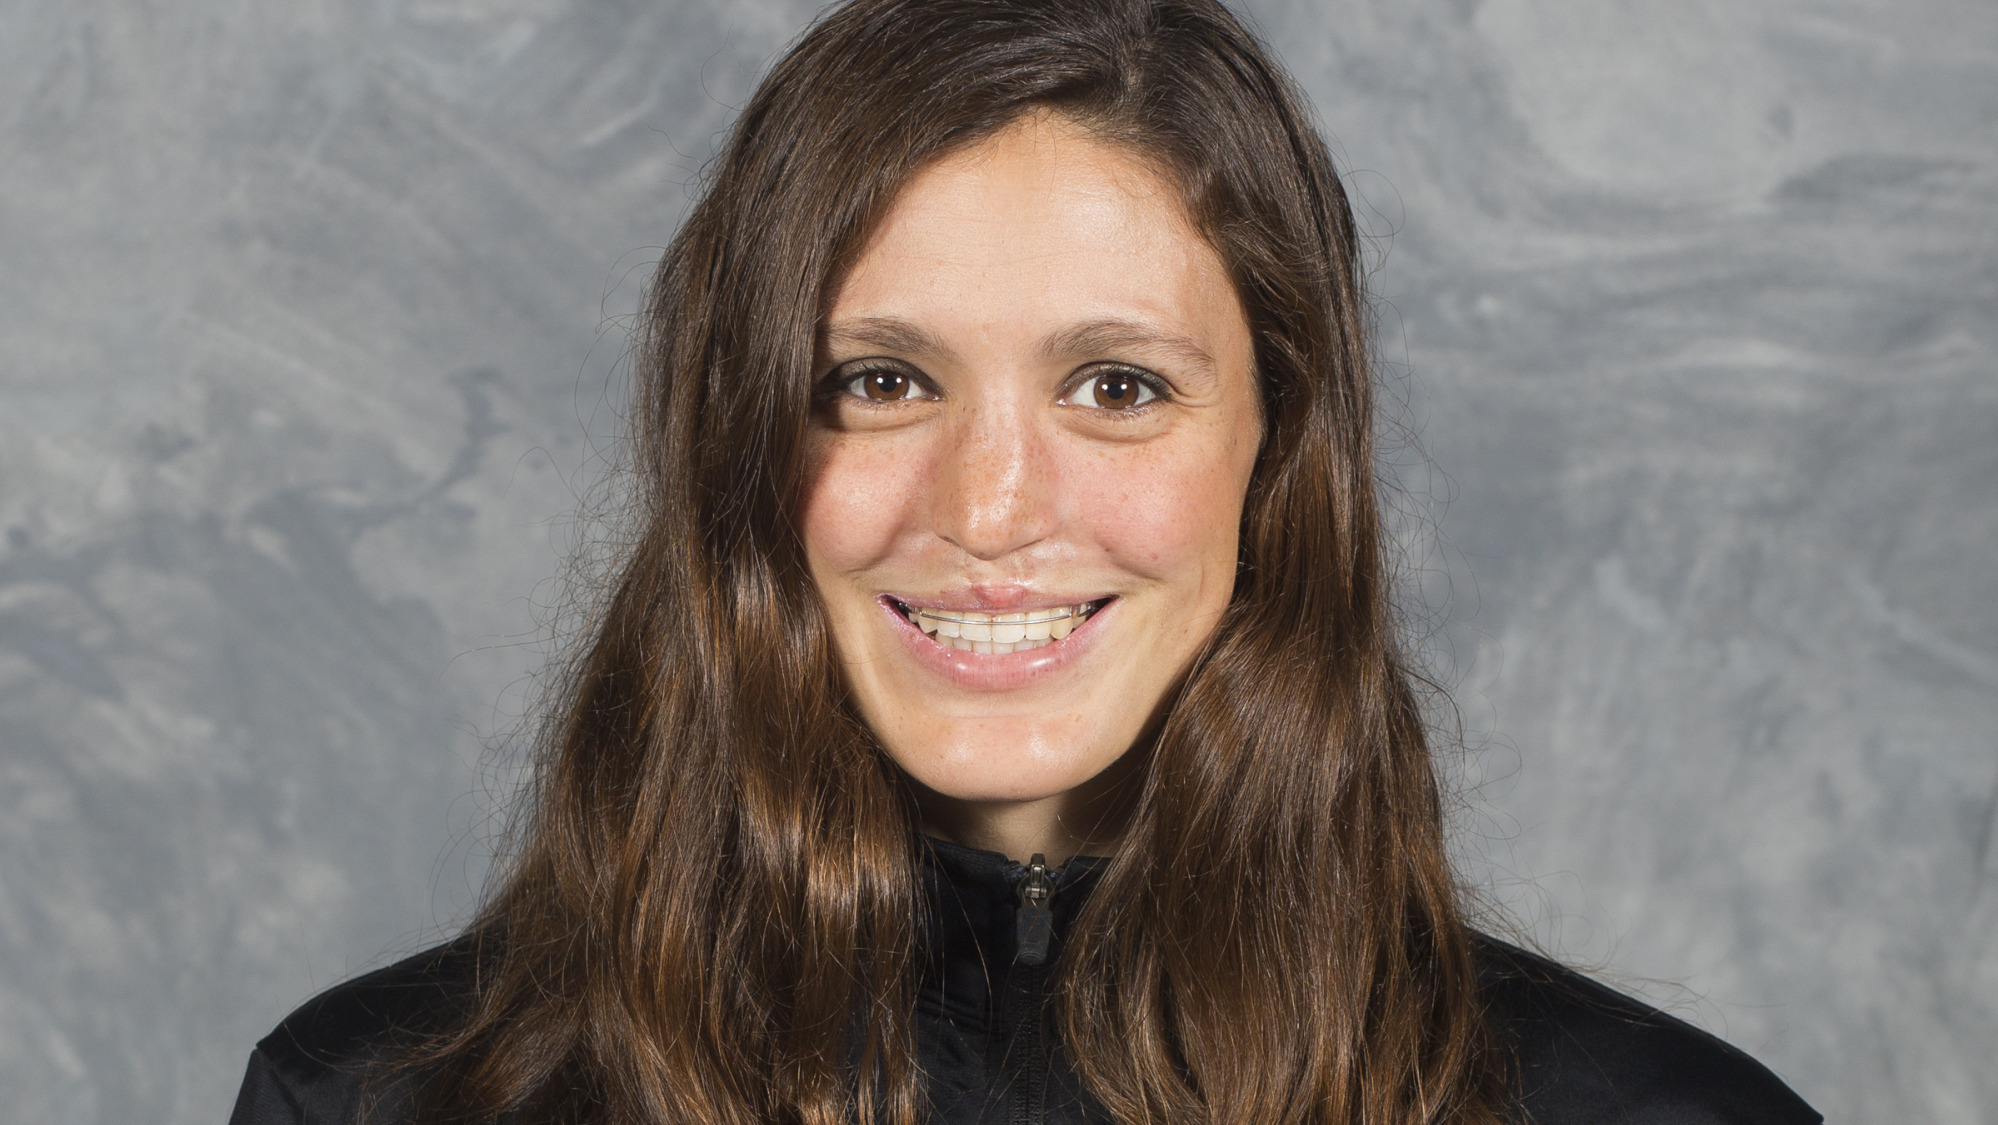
[819,360,937,407]
[821,360,1173,413]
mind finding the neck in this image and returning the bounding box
[912,749,1141,867]
[917,796,1101,867]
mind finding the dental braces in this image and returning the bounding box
[911,605,1088,626]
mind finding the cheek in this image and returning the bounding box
[798,434,926,575]
[1072,433,1251,582]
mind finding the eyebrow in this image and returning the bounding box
[821,317,958,364]
[820,314,1221,377]
[1036,318,1219,377]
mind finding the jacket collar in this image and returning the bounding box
[916,836,1109,1026]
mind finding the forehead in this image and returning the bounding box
[827,113,1234,339]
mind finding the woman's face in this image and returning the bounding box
[799,113,1260,848]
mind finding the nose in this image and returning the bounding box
[930,403,1058,561]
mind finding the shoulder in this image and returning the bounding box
[1473,936,1820,1125]
[229,939,480,1125]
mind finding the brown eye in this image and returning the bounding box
[1093,373,1138,408]
[862,371,912,401]
[836,364,935,404]
[1076,368,1160,411]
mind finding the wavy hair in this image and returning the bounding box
[406,1,1506,1122]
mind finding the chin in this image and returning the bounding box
[887,721,1130,805]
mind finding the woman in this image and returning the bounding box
[229,1,1819,1122]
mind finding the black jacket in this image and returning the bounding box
[229,839,1820,1124]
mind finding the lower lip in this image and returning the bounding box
[881,596,1112,692]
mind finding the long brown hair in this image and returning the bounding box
[407,1,1505,1122]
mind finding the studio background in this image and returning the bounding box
[2,0,1993,1121]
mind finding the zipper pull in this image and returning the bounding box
[1015,853,1055,967]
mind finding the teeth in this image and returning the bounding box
[900,600,1100,653]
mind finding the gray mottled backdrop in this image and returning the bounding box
[1,0,1992,1121]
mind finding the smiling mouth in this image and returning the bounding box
[889,598,1109,654]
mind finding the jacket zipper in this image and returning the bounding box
[1015,853,1056,966]
[1008,854,1056,1125]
